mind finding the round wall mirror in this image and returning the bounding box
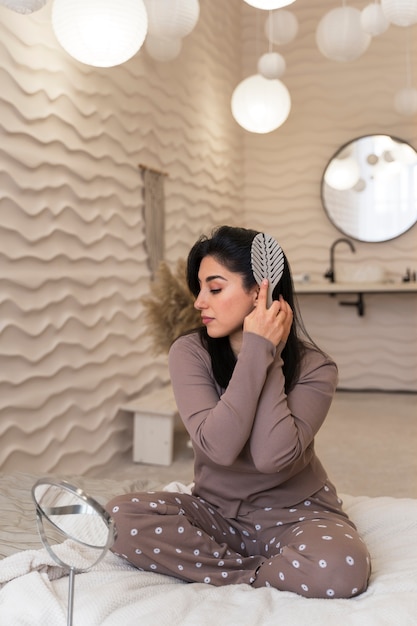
[321,135,417,242]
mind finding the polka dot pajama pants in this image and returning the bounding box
[105,483,371,599]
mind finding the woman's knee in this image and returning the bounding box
[298,532,371,598]
[262,519,371,598]
[261,544,370,598]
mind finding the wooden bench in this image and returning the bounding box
[121,385,180,466]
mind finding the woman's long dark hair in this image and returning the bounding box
[186,225,312,393]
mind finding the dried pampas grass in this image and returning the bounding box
[141,259,201,355]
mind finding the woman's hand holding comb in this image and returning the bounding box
[244,279,293,348]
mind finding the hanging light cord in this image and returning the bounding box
[405,27,412,89]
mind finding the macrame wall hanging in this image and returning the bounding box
[139,164,168,279]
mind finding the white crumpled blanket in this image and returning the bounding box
[1,480,417,626]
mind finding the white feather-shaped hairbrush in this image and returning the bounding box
[251,233,284,308]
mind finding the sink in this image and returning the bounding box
[336,265,386,284]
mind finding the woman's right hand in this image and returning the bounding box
[244,279,293,347]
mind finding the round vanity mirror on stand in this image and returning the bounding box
[32,479,116,626]
[321,135,417,242]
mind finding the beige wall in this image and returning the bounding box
[0,1,416,474]
[0,0,243,474]
[241,0,417,390]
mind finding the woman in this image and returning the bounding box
[106,225,371,598]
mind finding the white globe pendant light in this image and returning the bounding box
[361,3,390,36]
[51,0,148,68]
[316,6,371,62]
[143,0,200,39]
[381,0,417,26]
[324,156,361,190]
[257,52,286,79]
[243,0,296,8]
[265,9,299,45]
[0,0,46,12]
[145,35,182,62]
[231,74,291,134]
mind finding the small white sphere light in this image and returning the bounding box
[361,3,390,35]
[144,0,200,39]
[257,52,286,79]
[381,0,417,27]
[243,0,296,8]
[394,87,417,116]
[145,35,182,62]
[0,0,46,13]
[52,0,148,68]
[231,74,291,134]
[324,156,361,190]
[265,10,299,46]
[316,6,371,62]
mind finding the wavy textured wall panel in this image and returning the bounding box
[1,0,415,478]
[241,0,417,391]
[0,0,244,473]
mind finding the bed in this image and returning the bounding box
[1,472,416,625]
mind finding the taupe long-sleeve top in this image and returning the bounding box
[168,331,338,519]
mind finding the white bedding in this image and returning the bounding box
[0,473,417,625]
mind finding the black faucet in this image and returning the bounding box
[324,237,356,283]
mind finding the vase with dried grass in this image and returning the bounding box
[141,259,201,356]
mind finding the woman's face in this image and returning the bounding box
[194,255,258,349]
